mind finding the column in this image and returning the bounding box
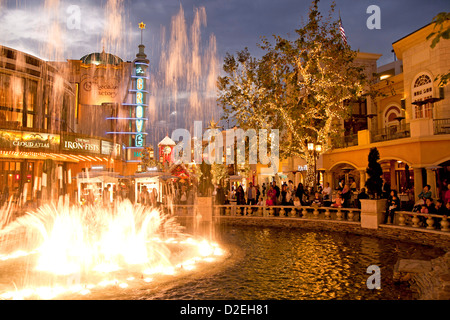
[413,167,423,201]
[390,160,397,191]
[359,170,366,190]
[426,168,437,200]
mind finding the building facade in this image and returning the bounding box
[278,21,450,203]
[0,41,150,205]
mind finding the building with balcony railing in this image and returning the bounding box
[280,21,450,204]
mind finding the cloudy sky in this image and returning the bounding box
[1,0,449,66]
[0,0,448,144]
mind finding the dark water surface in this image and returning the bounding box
[117,224,444,300]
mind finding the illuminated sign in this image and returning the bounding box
[0,130,60,150]
[62,136,100,154]
[134,66,147,147]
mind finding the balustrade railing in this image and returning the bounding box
[161,204,449,234]
[213,204,361,223]
[371,123,411,143]
[389,211,449,232]
[434,118,450,135]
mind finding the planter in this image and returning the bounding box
[360,199,387,230]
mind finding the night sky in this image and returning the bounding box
[1,0,449,143]
[1,0,449,66]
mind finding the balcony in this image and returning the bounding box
[434,118,450,135]
[371,123,411,143]
[332,133,359,149]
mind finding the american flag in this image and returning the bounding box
[339,18,348,46]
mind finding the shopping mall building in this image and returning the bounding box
[0,40,151,204]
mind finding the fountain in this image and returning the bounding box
[0,199,224,300]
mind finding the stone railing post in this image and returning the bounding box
[302,207,308,219]
[290,208,297,218]
[258,206,263,217]
[324,208,331,220]
[336,208,343,221]
[348,210,354,222]
[426,216,435,230]
[398,212,406,226]
[313,206,319,219]
[441,216,450,232]
[412,214,420,228]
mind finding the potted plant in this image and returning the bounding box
[360,148,387,229]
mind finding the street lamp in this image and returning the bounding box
[308,142,322,191]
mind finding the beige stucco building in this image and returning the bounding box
[259,21,450,203]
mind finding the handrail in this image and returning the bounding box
[392,210,449,232]
[213,204,361,222]
[161,204,449,234]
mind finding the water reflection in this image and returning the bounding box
[133,225,444,300]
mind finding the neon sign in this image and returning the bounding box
[134,67,147,148]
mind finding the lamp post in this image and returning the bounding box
[308,142,322,192]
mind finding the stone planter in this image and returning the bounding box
[360,199,387,230]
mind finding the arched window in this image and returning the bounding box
[412,73,433,119]
[384,105,401,128]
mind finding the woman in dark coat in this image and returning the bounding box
[295,183,305,205]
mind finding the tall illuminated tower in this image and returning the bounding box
[108,22,150,164]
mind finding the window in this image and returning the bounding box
[412,73,433,119]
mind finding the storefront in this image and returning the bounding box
[76,171,121,205]
[134,171,161,204]
[0,130,61,204]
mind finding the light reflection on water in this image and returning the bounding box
[129,224,444,300]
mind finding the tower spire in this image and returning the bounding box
[139,22,146,46]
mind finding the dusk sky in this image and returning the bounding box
[1,0,449,143]
[1,0,449,67]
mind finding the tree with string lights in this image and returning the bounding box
[217,0,373,187]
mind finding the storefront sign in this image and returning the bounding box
[62,136,100,154]
[0,130,60,150]
[101,140,122,158]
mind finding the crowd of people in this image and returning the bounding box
[214,179,450,222]
[216,179,370,210]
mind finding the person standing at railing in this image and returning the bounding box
[385,194,400,224]
[215,184,225,215]
[444,185,450,205]
[341,184,352,208]
[322,182,332,207]
[236,185,246,215]
[435,199,447,216]
[246,182,257,206]
[266,185,276,207]
[421,198,437,214]
[356,188,369,209]
[296,183,305,206]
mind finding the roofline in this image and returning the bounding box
[392,22,432,45]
